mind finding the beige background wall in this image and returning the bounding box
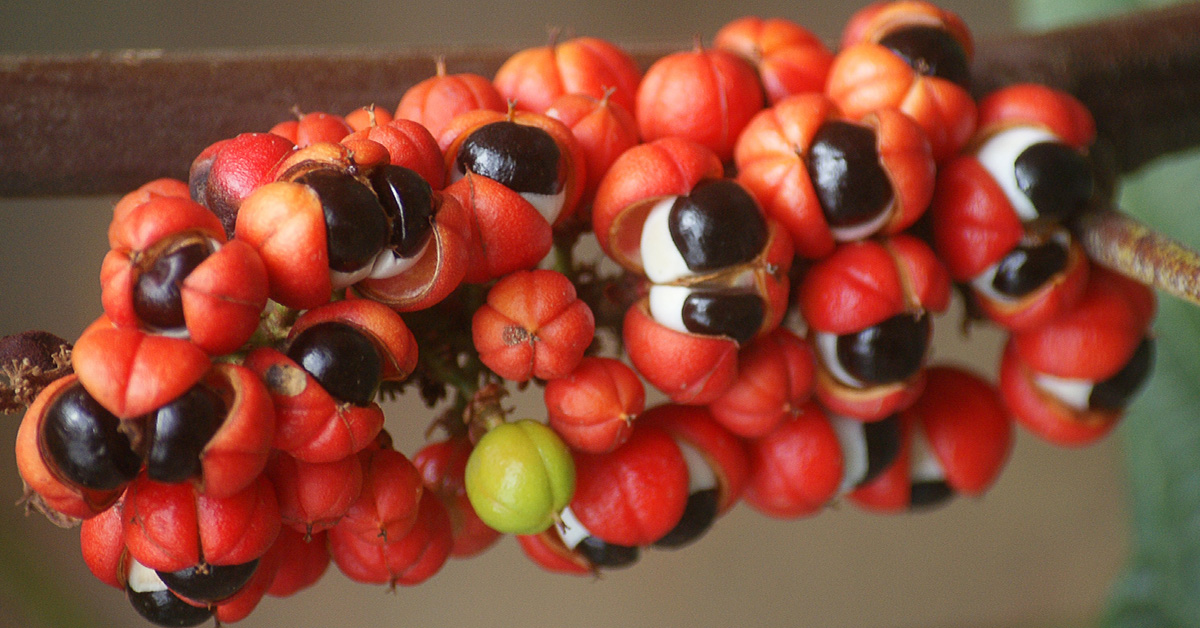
[0,1,1132,627]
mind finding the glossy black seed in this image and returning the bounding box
[457,121,563,195]
[860,414,902,487]
[126,587,213,627]
[990,240,1070,298]
[668,179,768,272]
[878,25,971,88]
[807,121,894,230]
[286,321,383,406]
[835,313,932,387]
[157,559,259,603]
[909,480,954,510]
[681,291,766,345]
[144,384,226,484]
[1090,338,1154,411]
[369,165,436,258]
[296,169,390,273]
[134,241,213,331]
[653,488,719,549]
[576,536,639,570]
[41,382,141,491]
[1014,142,1094,223]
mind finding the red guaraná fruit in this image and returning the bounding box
[235,141,395,309]
[101,190,269,355]
[999,267,1156,446]
[269,111,353,147]
[396,58,507,140]
[71,318,211,420]
[636,43,765,162]
[472,269,596,382]
[826,0,977,162]
[335,445,425,545]
[851,365,1013,511]
[932,83,1097,330]
[328,489,453,588]
[544,356,645,454]
[734,92,935,259]
[344,104,394,132]
[17,376,135,520]
[264,527,331,598]
[714,16,834,105]
[493,35,643,115]
[121,472,280,575]
[189,132,296,238]
[799,235,950,420]
[707,326,816,438]
[638,404,749,548]
[544,90,641,205]
[743,401,844,518]
[413,435,502,558]
[267,451,364,537]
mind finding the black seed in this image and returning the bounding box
[369,165,436,258]
[576,536,639,570]
[909,480,954,510]
[681,291,765,345]
[41,382,141,491]
[296,169,390,273]
[456,121,564,195]
[1089,338,1154,412]
[860,414,902,487]
[990,240,1070,298]
[807,121,894,230]
[668,179,768,272]
[126,587,213,627]
[653,488,719,549]
[1014,142,1094,223]
[134,241,214,331]
[157,559,259,604]
[144,384,227,484]
[286,321,383,406]
[878,25,971,88]
[835,313,931,386]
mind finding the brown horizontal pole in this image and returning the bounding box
[2,4,1200,197]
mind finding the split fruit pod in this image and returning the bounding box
[188,132,296,238]
[471,269,596,383]
[441,108,588,231]
[244,300,417,462]
[798,234,950,420]
[17,375,132,520]
[999,267,1156,446]
[120,471,280,577]
[464,419,576,535]
[636,43,765,162]
[713,16,834,106]
[827,0,976,162]
[734,92,935,259]
[101,191,269,355]
[493,35,643,116]
[933,84,1098,330]
[234,141,399,309]
[851,365,1013,512]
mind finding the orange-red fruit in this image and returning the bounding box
[269,111,353,147]
[472,269,596,382]
[545,91,641,204]
[570,425,690,547]
[344,105,395,132]
[708,327,816,438]
[336,446,425,545]
[265,528,331,598]
[714,16,834,104]
[544,356,645,454]
[396,66,506,140]
[413,436,502,558]
[639,403,750,514]
[622,300,739,405]
[267,451,364,536]
[636,46,765,162]
[328,490,453,587]
[343,118,446,190]
[743,401,844,518]
[493,36,643,115]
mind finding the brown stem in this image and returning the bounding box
[1074,208,1200,306]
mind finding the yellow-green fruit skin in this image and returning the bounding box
[465,419,576,535]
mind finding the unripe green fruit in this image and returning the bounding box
[465,419,575,535]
